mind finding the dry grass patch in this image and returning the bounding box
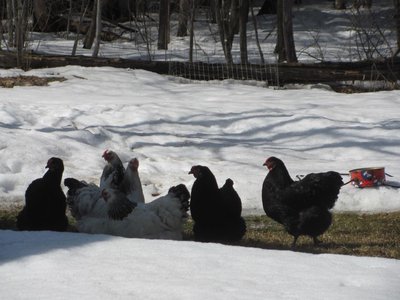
[1,205,399,259]
[0,76,66,88]
[184,213,400,259]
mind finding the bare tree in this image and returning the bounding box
[282,0,297,62]
[92,0,102,57]
[6,0,15,47]
[209,0,217,23]
[189,0,196,62]
[393,0,400,56]
[215,0,239,64]
[131,2,153,60]
[250,0,265,64]
[177,0,189,37]
[7,0,32,67]
[83,1,97,49]
[335,0,346,9]
[32,0,45,31]
[275,0,284,60]
[258,0,277,15]
[353,0,372,9]
[72,0,90,56]
[15,0,25,60]
[239,0,249,64]
[32,0,68,32]
[275,0,297,63]
[158,0,170,50]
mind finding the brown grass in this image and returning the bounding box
[2,205,399,259]
[183,213,400,259]
[0,76,66,88]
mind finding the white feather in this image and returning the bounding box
[74,191,186,240]
[68,184,107,220]
[119,158,145,203]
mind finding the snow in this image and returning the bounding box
[27,0,396,63]
[1,66,399,214]
[1,66,399,300]
[1,1,400,299]
[1,230,400,300]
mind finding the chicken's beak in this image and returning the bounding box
[263,161,273,170]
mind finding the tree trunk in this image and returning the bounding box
[189,0,196,62]
[335,0,346,9]
[72,0,90,56]
[215,0,238,64]
[92,0,102,57]
[6,0,14,47]
[33,0,47,31]
[158,0,170,50]
[215,0,229,63]
[15,0,23,65]
[250,0,265,64]
[275,0,297,63]
[83,2,97,49]
[230,0,240,35]
[67,0,72,36]
[177,0,189,37]
[395,0,400,56]
[275,0,285,61]
[2,51,399,85]
[239,0,249,64]
[32,0,66,32]
[258,0,277,15]
[353,0,372,9]
[15,0,30,67]
[209,0,217,23]
[282,0,297,63]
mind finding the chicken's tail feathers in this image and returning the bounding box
[303,171,343,209]
[323,171,344,209]
[168,184,191,218]
[329,171,345,187]
[64,178,88,196]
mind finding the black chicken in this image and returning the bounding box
[262,157,343,247]
[17,157,69,231]
[189,165,246,243]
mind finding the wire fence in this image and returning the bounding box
[165,58,400,89]
[167,61,282,85]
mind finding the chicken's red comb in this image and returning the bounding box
[102,149,109,158]
[129,158,139,170]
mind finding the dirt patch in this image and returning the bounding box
[0,76,67,88]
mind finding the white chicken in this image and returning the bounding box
[66,151,144,220]
[64,179,106,219]
[68,184,190,240]
[120,158,145,203]
[65,152,190,240]
[100,149,125,190]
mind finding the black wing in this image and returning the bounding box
[282,171,343,210]
[107,191,137,220]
